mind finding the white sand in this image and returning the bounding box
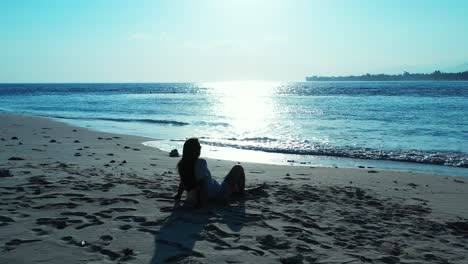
[1,113,467,264]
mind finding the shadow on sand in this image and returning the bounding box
[150,200,246,263]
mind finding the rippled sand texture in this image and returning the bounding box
[1,113,467,264]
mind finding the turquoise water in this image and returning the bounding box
[1,81,467,175]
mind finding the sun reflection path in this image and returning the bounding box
[200,81,281,138]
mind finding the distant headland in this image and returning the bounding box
[306,70,468,81]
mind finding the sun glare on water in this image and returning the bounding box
[201,81,280,135]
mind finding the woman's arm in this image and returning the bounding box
[196,178,208,208]
[174,182,184,200]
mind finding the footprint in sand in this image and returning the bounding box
[35,218,68,229]
[0,216,15,226]
[119,224,133,230]
[8,157,25,161]
[31,228,49,236]
[100,235,113,241]
[0,169,13,177]
[4,239,41,251]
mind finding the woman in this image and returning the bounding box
[174,138,245,207]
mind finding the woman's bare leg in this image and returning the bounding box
[224,165,245,196]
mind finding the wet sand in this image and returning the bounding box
[1,113,467,264]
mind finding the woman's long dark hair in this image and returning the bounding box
[177,138,201,191]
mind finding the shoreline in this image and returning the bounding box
[144,140,468,177]
[4,111,467,177]
[1,112,467,263]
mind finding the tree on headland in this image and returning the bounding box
[306,70,468,81]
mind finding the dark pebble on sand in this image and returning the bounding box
[368,170,378,173]
[107,153,114,156]
[122,160,127,163]
[11,136,18,140]
[73,140,80,143]
[110,160,115,163]
[49,139,56,143]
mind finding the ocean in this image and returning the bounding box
[1,81,467,176]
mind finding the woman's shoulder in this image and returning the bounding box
[195,159,210,178]
[194,159,208,171]
[196,159,208,166]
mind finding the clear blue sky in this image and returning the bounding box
[1,0,468,82]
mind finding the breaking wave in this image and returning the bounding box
[200,138,468,168]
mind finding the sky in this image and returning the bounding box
[1,0,468,82]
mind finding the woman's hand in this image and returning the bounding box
[174,183,184,200]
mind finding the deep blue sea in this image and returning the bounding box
[1,81,467,176]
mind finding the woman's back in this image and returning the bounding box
[194,159,220,199]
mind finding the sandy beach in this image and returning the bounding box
[0,113,467,264]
